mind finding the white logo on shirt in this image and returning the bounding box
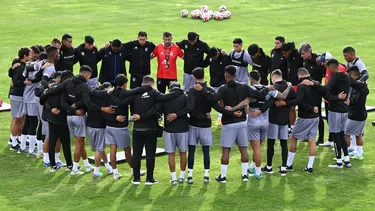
[81,52,85,56]
[141,92,150,99]
[185,45,188,49]
[145,47,148,52]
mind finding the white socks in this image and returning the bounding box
[255,167,261,176]
[43,153,49,163]
[104,162,111,170]
[357,146,363,156]
[344,156,350,162]
[241,162,248,176]
[83,159,90,167]
[249,161,255,169]
[221,165,228,177]
[11,136,17,147]
[55,153,60,163]
[307,156,315,168]
[188,169,193,177]
[204,169,209,177]
[73,162,79,171]
[28,135,36,153]
[179,171,186,179]
[36,140,43,153]
[287,152,295,167]
[113,168,118,175]
[350,135,356,148]
[94,167,100,174]
[20,134,27,150]
[171,172,177,181]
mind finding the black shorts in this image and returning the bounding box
[157,78,176,94]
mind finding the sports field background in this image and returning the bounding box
[0,0,375,210]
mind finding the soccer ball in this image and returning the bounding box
[181,9,189,17]
[222,10,232,19]
[214,12,223,20]
[201,5,209,12]
[191,10,201,19]
[201,13,210,22]
[219,5,227,12]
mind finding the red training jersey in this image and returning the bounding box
[324,64,347,84]
[153,43,184,80]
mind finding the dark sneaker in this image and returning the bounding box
[145,178,159,185]
[328,163,343,169]
[203,176,210,184]
[286,165,294,172]
[50,166,61,173]
[303,166,313,173]
[279,169,287,176]
[242,174,249,182]
[261,165,274,174]
[186,177,193,184]
[344,162,352,168]
[215,175,227,184]
[17,148,28,154]
[9,145,20,151]
[132,179,141,185]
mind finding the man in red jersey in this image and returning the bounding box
[153,32,184,93]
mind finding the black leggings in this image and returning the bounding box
[332,131,349,160]
[21,115,38,135]
[317,105,324,143]
[325,102,333,142]
[48,122,72,167]
[267,139,288,167]
[132,130,157,181]
[157,78,176,94]
[36,120,43,140]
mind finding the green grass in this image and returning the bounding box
[1,0,375,210]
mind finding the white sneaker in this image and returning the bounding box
[351,155,364,160]
[85,165,94,172]
[113,173,121,181]
[319,141,334,147]
[349,151,358,157]
[71,169,84,175]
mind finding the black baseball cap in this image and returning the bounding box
[85,35,94,44]
[188,32,198,41]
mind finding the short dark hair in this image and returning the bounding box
[80,65,92,73]
[18,47,31,59]
[343,46,355,54]
[275,36,285,43]
[249,70,260,81]
[46,46,58,55]
[111,39,122,48]
[115,74,128,87]
[85,35,94,44]
[192,67,204,79]
[142,75,154,84]
[100,82,112,90]
[51,38,61,45]
[225,65,236,77]
[38,52,48,60]
[347,66,360,75]
[281,42,295,52]
[44,44,51,49]
[62,34,72,40]
[208,47,218,58]
[52,71,62,79]
[233,38,243,45]
[326,58,339,67]
[30,46,40,55]
[248,44,259,56]
[169,81,181,89]
[188,32,198,41]
[297,67,309,76]
[36,45,45,53]
[60,70,74,82]
[271,69,283,78]
[138,31,147,37]
[163,32,172,38]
